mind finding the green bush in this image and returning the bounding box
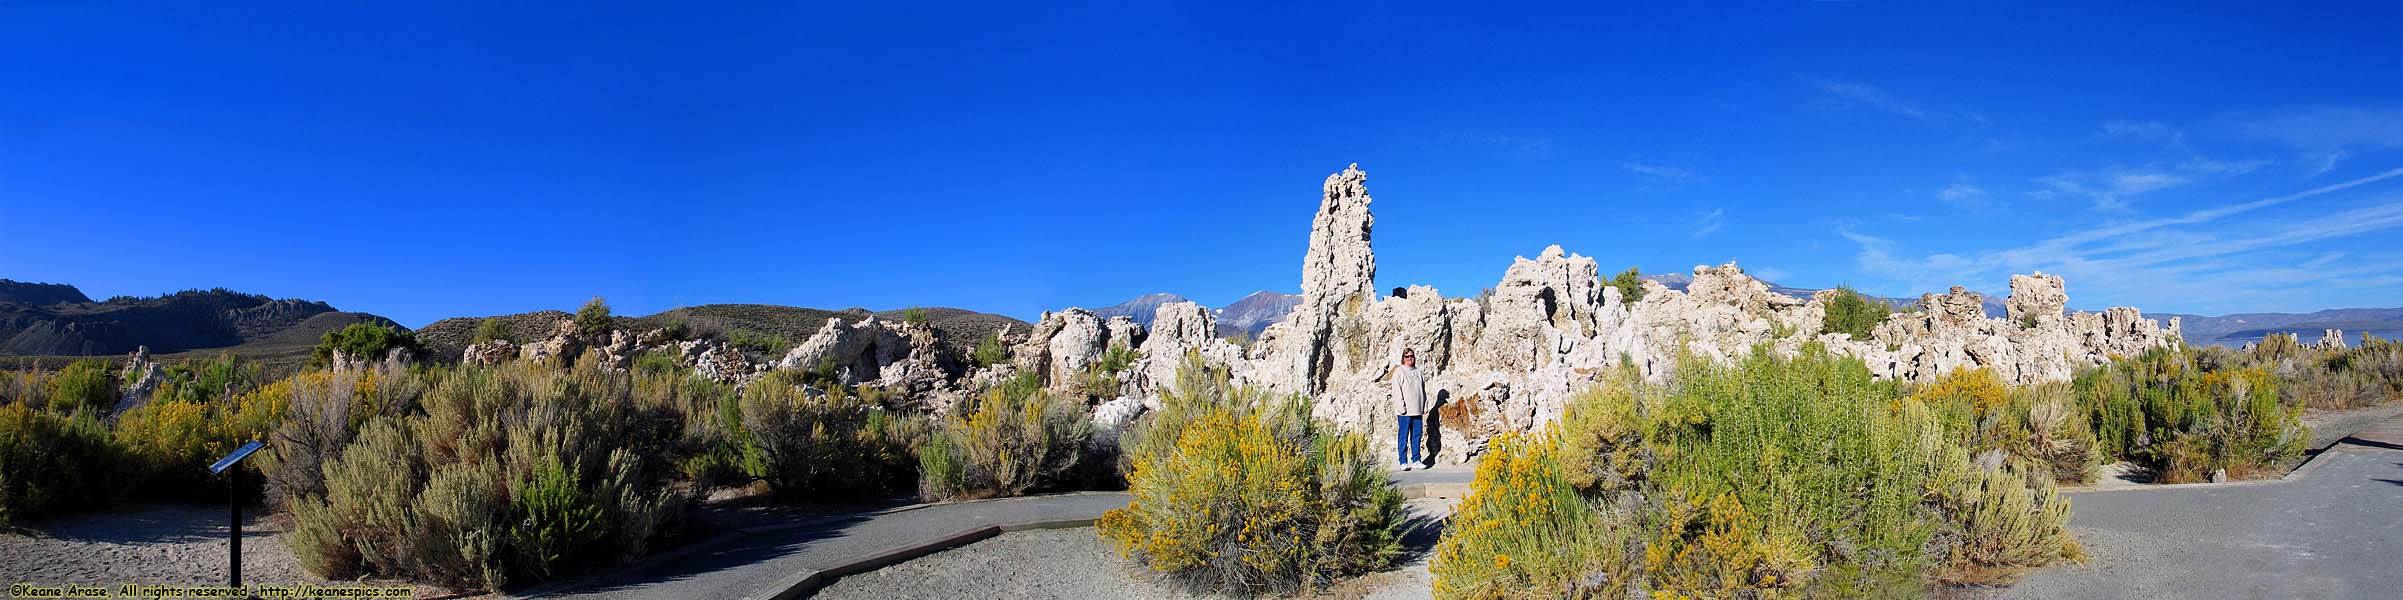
[901,306,930,326]
[287,363,688,589]
[310,323,420,368]
[575,297,614,340]
[725,329,791,355]
[1819,286,1889,340]
[474,318,513,344]
[1076,343,1141,399]
[1609,267,1646,304]
[512,456,605,579]
[1431,348,2078,597]
[918,382,1091,500]
[46,359,118,415]
[733,371,922,499]
[1916,368,2101,485]
[1098,356,1403,595]
[2074,348,2307,482]
[154,353,261,405]
[2253,333,2403,410]
[260,370,424,509]
[0,403,125,526]
[969,332,1012,368]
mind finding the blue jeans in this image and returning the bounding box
[1396,415,1423,465]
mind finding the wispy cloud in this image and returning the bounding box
[1690,208,1726,238]
[1622,161,1696,182]
[1841,167,2403,313]
[2035,168,2191,212]
[2301,251,2350,269]
[2101,119,2186,146]
[1937,179,1987,207]
[1809,78,1929,120]
[2227,104,2403,174]
[2032,146,2270,212]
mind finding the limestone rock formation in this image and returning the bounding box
[685,340,758,385]
[1131,301,1246,394]
[2317,329,2350,350]
[2007,273,2068,328]
[1013,308,1127,393]
[332,346,414,374]
[779,317,911,381]
[116,346,164,413]
[1289,164,1379,395]
[518,319,584,364]
[463,339,517,366]
[997,163,2191,465]
[704,163,2197,468]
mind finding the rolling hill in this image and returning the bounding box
[0,279,404,371]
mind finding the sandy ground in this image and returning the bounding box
[0,503,440,598]
[2299,403,2403,450]
[815,498,1456,600]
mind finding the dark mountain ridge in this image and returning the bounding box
[0,279,92,306]
[0,282,366,356]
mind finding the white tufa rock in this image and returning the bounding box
[982,163,2189,464]
[2316,329,2350,350]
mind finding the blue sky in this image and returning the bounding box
[4,3,2401,327]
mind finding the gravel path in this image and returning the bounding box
[814,498,1457,599]
[2301,404,2403,450]
[528,492,1134,600]
[812,527,1190,599]
[0,503,435,596]
[1993,445,2403,599]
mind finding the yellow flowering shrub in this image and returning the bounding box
[1430,432,1627,599]
[112,376,290,495]
[1098,363,1402,595]
[1921,367,2010,415]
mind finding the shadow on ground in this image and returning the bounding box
[1393,503,1450,564]
[531,512,869,598]
[2339,436,2403,451]
[23,502,245,545]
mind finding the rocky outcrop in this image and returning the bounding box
[332,346,414,374]
[2007,273,2068,328]
[2317,329,2350,350]
[1014,308,1121,392]
[1131,302,1246,394]
[518,319,585,365]
[462,339,518,366]
[1288,164,1380,396]
[116,346,165,413]
[780,317,911,381]
[685,340,759,385]
[1013,163,2189,465]
[738,164,2195,468]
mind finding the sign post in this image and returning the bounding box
[209,440,266,591]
